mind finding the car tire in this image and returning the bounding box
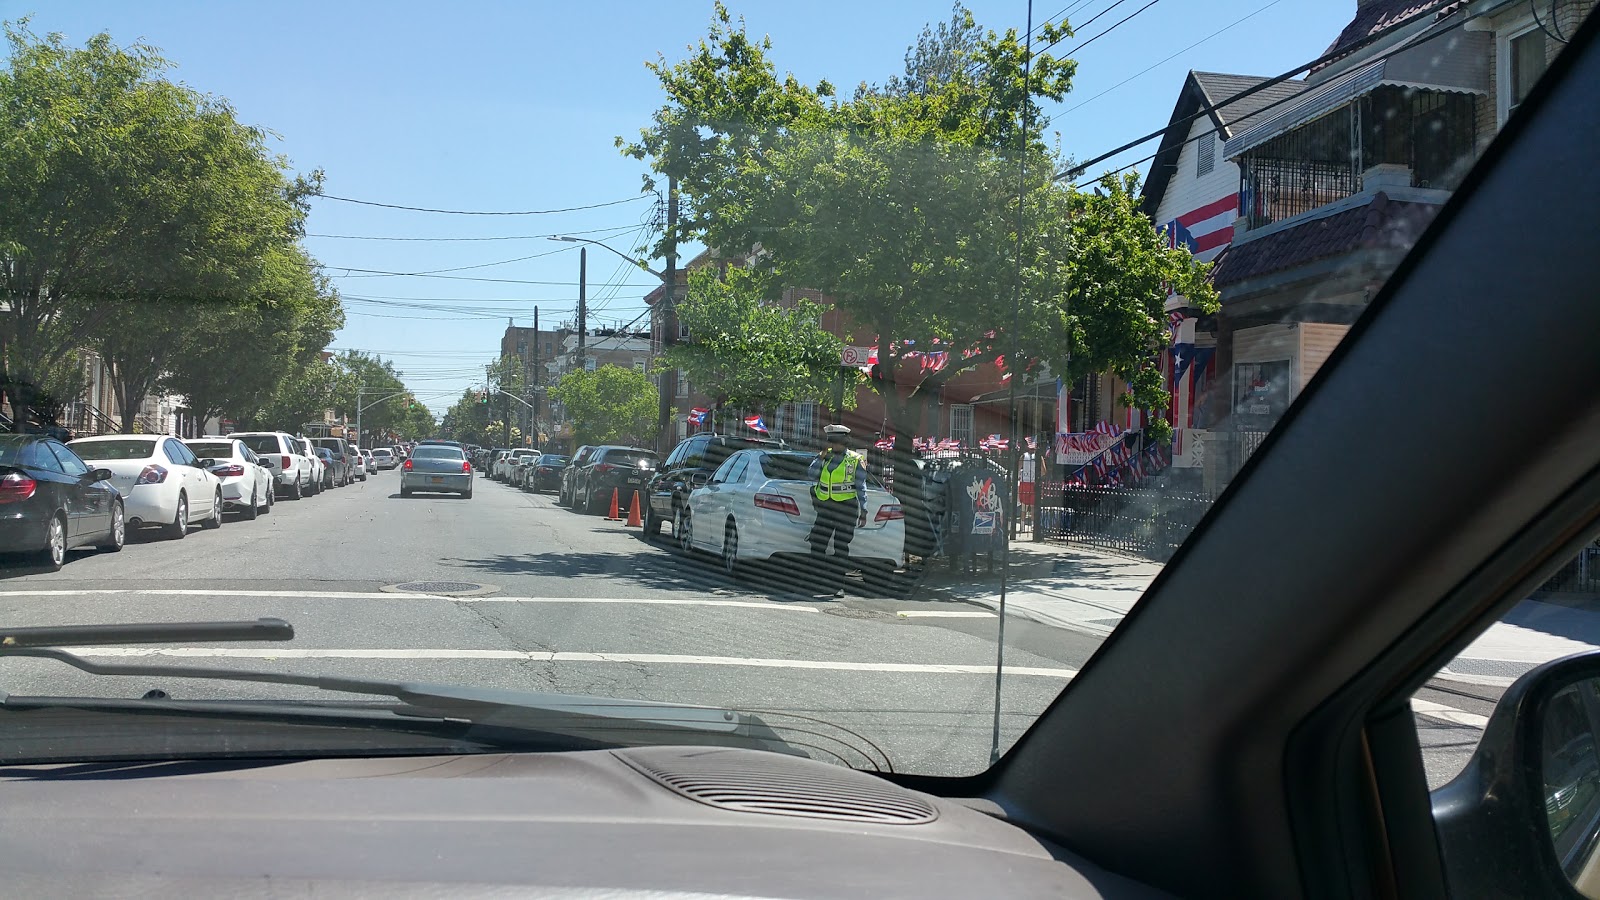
[722,521,743,578]
[202,491,223,529]
[290,476,304,500]
[165,494,188,540]
[675,506,693,554]
[642,503,662,537]
[243,487,259,520]
[98,501,126,552]
[263,488,274,514]
[37,513,67,571]
[462,486,473,500]
[400,486,412,498]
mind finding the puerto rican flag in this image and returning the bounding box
[743,415,768,433]
[688,407,709,426]
[1164,194,1237,264]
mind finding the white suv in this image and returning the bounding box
[230,431,317,500]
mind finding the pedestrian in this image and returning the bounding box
[808,424,867,598]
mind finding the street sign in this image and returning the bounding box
[840,346,874,366]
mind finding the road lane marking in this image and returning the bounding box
[0,590,817,612]
[69,646,1075,678]
[1412,699,1490,728]
[897,610,996,618]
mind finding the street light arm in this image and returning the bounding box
[494,388,535,412]
[357,390,413,415]
[550,236,665,280]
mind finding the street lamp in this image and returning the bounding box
[550,235,675,453]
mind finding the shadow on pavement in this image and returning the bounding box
[439,541,907,601]
[1502,597,1600,646]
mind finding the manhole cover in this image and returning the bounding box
[381,581,499,597]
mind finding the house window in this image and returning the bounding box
[676,371,688,398]
[678,323,692,340]
[1196,131,1215,177]
[584,357,596,372]
[1508,28,1548,119]
[795,402,815,444]
[774,403,792,439]
[632,358,646,372]
[950,404,974,447]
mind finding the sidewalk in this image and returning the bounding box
[934,541,1600,685]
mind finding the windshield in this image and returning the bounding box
[186,443,234,459]
[69,439,156,460]
[0,1,1586,780]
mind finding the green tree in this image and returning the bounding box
[440,388,493,446]
[623,4,1215,445]
[550,365,658,448]
[663,265,849,415]
[484,354,535,447]
[241,355,345,433]
[0,23,321,430]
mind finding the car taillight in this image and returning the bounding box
[403,459,413,471]
[136,464,168,485]
[594,463,616,475]
[211,464,245,477]
[875,504,904,523]
[753,492,801,515]
[281,455,292,470]
[462,461,472,473]
[0,471,37,503]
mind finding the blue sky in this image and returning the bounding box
[10,0,1353,414]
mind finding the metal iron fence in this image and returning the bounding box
[1542,546,1600,594]
[1037,484,1215,563]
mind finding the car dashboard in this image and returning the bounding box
[0,746,1169,899]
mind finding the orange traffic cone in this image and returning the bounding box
[606,487,622,521]
[626,491,644,527]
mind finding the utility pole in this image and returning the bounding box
[577,246,587,359]
[656,176,678,455]
[531,306,540,444]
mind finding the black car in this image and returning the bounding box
[642,433,788,537]
[557,445,597,507]
[0,434,124,570]
[314,448,347,489]
[570,446,659,515]
[526,454,568,493]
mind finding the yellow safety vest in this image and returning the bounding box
[813,451,862,502]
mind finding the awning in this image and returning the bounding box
[1224,28,1489,159]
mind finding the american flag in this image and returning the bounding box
[874,436,895,450]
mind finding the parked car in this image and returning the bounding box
[69,435,224,538]
[296,437,325,494]
[184,438,274,520]
[229,431,316,500]
[643,434,788,538]
[569,446,659,515]
[312,438,360,485]
[495,448,537,482]
[680,448,903,577]
[509,453,540,489]
[358,449,375,474]
[314,448,346,490]
[371,447,398,470]
[400,443,473,498]
[0,434,123,569]
[526,454,568,493]
[557,446,597,507]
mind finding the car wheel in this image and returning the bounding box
[37,513,67,571]
[99,501,126,552]
[202,491,224,529]
[675,506,693,553]
[165,494,188,540]
[290,476,304,500]
[263,487,274,514]
[462,486,473,499]
[722,521,743,578]
[643,503,662,537]
[243,487,259,520]
[400,486,412,498]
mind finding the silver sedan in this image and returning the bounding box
[399,444,473,498]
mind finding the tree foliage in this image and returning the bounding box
[664,266,849,414]
[550,365,659,448]
[622,3,1216,443]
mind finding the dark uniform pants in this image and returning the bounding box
[809,498,858,578]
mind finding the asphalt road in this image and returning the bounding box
[0,467,1107,777]
[0,466,1509,785]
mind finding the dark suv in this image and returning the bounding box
[642,434,788,537]
[569,446,659,516]
[311,438,361,486]
[557,445,596,508]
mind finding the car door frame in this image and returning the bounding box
[44,439,107,543]
[164,438,212,520]
[876,16,1600,899]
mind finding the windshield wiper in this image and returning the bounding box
[0,618,799,757]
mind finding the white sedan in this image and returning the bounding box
[184,437,274,520]
[681,449,905,577]
[68,435,224,538]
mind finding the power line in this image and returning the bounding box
[1061,0,1289,115]
[313,193,652,216]
[1060,7,1468,184]
[1055,0,1164,56]
[328,246,580,279]
[324,268,658,287]
[305,224,643,242]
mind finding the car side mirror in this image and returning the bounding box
[85,468,113,483]
[690,472,710,487]
[1432,650,1600,898]
[194,458,214,468]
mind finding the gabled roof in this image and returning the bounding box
[1312,0,1456,76]
[1139,71,1306,218]
[1210,192,1441,288]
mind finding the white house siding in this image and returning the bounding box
[1297,323,1351,392]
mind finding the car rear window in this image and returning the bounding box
[235,435,282,455]
[539,455,568,464]
[758,453,815,481]
[604,450,658,468]
[186,443,233,459]
[412,446,465,460]
[373,449,393,457]
[69,439,156,460]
